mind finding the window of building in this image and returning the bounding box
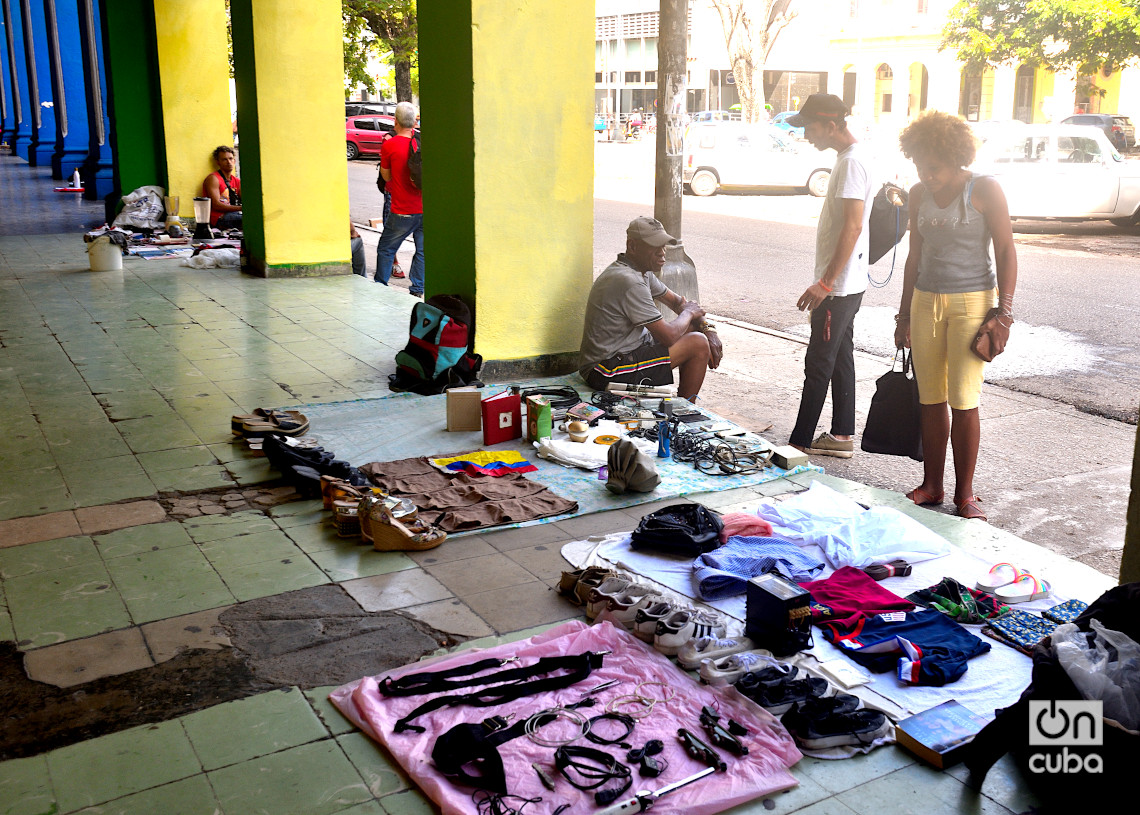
[596,72,603,84]
[877,64,893,80]
[645,71,656,84]
[881,93,892,113]
[609,72,618,84]
[916,0,928,12]
[625,72,642,84]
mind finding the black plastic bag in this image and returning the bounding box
[861,349,923,461]
[630,503,723,557]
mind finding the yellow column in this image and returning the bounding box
[153,0,232,217]
[230,0,350,276]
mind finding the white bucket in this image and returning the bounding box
[88,236,123,272]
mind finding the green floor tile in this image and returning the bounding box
[182,688,329,772]
[330,801,386,815]
[58,455,156,507]
[4,559,118,612]
[224,457,278,486]
[270,504,326,529]
[148,464,234,492]
[378,788,435,815]
[136,445,220,474]
[220,555,329,602]
[308,547,417,583]
[283,522,345,554]
[208,739,372,815]
[0,754,56,815]
[9,585,132,648]
[104,546,236,624]
[42,422,132,462]
[95,522,195,559]
[115,415,203,454]
[304,687,358,737]
[198,529,305,572]
[336,732,409,797]
[45,719,201,812]
[182,511,280,543]
[0,535,99,578]
[95,390,172,421]
[72,773,221,815]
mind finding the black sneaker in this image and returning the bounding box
[748,676,832,715]
[780,694,862,731]
[780,707,891,750]
[734,664,799,697]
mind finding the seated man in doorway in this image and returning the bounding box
[202,145,242,230]
[579,216,723,401]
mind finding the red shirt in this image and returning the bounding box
[203,171,241,226]
[380,133,422,215]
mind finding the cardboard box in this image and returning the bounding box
[526,395,552,442]
[446,387,483,432]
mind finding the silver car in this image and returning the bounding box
[973,124,1140,226]
[682,121,833,197]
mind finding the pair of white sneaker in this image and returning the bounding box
[602,590,727,656]
[675,635,785,686]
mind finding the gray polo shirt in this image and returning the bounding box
[579,255,666,376]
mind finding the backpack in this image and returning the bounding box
[407,133,422,190]
[388,294,483,395]
[629,503,723,557]
[867,182,908,265]
[375,163,387,195]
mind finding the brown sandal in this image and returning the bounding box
[906,486,944,506]
[955,496,987,521]
[321,476,364,510]
[370,503,445,552]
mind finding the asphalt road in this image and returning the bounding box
[347,145,1140,423]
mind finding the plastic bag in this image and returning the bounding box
[112,185,166,230]
[1053,619,1140,730]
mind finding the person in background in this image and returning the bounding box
[895,110,1017,521]
[374,102,423,296]
[350,221,365,277]
[579,216,723,401]
[202,146,242,229]
[786,94,876,459]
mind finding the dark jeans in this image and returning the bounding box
[216,211,242,229]
[790,291,863,448]
[350,236,365,277]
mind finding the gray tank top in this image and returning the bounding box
[915,173,997,293]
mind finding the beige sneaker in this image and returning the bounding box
[808,432,854,458]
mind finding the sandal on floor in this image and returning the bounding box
[955,496,987,521]
[976,562,1023,593]
[242,410,310,438]
[231,408,275,435]
[333,502,362,538]
[994,574,1052,604]
[371,506,445,552]
[906,486,944,506]
[320,475,364,510]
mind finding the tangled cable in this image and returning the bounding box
[472,791,543,815]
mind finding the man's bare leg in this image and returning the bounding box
[670,332,711,400]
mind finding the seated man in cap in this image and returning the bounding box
[579,216,722,401]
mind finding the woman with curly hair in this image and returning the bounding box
[894,110,1017,520]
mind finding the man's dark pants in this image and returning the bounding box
[790,292,863,449]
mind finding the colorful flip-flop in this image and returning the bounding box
[994,574,1052,604]
[976,562,1023,593]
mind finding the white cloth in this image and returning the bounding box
[532,420,654,471]
[814,142,875,295]
[181,248,240,269]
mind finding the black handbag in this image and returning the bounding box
[861,349,923,461]
[629,503,723,557]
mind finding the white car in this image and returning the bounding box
[682,121,833,197]
[973,124,1140,225]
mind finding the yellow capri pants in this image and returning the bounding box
[909,288,997,410]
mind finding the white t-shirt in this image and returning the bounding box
[814,142,875,295]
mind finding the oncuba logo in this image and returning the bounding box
[1027,700,1103,774]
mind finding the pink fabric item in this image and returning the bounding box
[798,565,915,627]
[330,621,801,815]
[719,512,775,544]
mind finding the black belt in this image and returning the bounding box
[391,651,608,734]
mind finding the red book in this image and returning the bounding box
[481,390,522,446]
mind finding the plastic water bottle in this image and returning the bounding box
[657,420,671,458]
[71,168,81,188]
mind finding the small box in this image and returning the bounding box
[745,573,813,657]
[771,444,809,470]
[446,387,483,432]
[526,395,552,442]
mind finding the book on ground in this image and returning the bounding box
[481,389,521,446]
[895,700,987,769]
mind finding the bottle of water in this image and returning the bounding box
[657,420,671,458]
[71,168,81,188]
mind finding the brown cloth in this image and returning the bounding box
[359,457,578,532]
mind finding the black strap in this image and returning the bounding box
[554,744,632,805]
[219,172,241,206]
[381,656,507,696]
[394,651,607,734]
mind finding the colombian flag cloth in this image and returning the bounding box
[430,450,538,477]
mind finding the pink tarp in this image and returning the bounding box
[330,621,802,815]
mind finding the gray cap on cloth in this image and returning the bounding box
[606,438,660,494]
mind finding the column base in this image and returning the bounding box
[480,352,580,381]
[13,135,33,160]
[242,258,352,278]
[30,144,56,168]
[53,147,92,181]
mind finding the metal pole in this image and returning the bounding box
[654,0,698,305]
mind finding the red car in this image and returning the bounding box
[346,115,396,160]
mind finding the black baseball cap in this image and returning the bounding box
[787,94,850,127]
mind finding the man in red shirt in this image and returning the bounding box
[375,102,423,296]
[202,146,242,229]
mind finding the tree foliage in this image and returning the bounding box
[943,0,1140,75]
[709,0,796,122]
[343,0,418,102]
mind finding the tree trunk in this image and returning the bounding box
[394,59,412,102]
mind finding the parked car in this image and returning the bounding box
[346,101,395,118]
[770,110,805,140]
[691,110,742,123]
[973,124,1140,225]
[682,121,833,197]
[346,115,396,160]
[1060,113,1135,152]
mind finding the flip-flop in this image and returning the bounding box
[906,486,944,506]
[955,496,987,521]
[976,562,1023,593]
[994,574,1052,604]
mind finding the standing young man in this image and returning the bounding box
[375,102,424,297]
[787,94,875,458]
